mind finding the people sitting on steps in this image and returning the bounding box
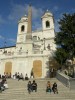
[0,76,8,92]
[18,73,24,81]
[25,73,29,80]
[4,81,8,89]
[31,80,37,92]
[46,81,51,93]
[27,80,37,93]
[52,82,58,94]
[27,80,58,94]
[27,81,32,94]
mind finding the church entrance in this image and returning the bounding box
[5,62,12,75]
[33,60,42,78]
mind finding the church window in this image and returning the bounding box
[46,21,50,28]
[21,25,25,32]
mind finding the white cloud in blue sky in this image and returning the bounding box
[7,3,44,31]
[8,4,26,21]
[53,6,59,12]
[0,35,4,39]
[8,4,44,24]
[8,38,16,44]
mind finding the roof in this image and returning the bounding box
[18,15,28,23]
[41,10,53,19]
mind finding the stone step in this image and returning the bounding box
[0,78,75,100]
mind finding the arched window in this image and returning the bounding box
[46,21,50,28]
[21,25,25,32]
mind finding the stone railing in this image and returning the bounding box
[56,71,75,90]
[56,71,70,87]
[0,50,50,59]
[69,78,75,90]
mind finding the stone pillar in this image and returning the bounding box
[26,5,32,40]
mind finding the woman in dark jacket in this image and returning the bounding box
[52,82,58,94]
[27,81,32,94]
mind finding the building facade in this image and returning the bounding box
[0,6,56,78]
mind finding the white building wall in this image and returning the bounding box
[0,54,49,78]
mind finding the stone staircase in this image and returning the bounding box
[0,78,75,100]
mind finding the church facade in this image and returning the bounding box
[0,6,56,78]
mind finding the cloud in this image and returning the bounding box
[0,15,6,25]
[8,3,44,30]
[8,38,16,44]
[0,35,4,39]
[53,6,59,12]
[31,6,44,30]
[8,4,26,22]
[8,3,44,21]
[0,35,16,45]
[32,6,44,19]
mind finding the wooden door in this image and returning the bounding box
[5,62,12,74]
[33,60,42,78]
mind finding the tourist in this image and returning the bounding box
[18,73,24,81]
[46,81,51,93]
[4,81,8,89]
[25,74,29,80]
[52,82,58,94]
[17,72,20,80]
[27,81,32,94]
[30,69,34,78]
[32,80,37,92]
[15,72,17,79]
[0,78,6,91]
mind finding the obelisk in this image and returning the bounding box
[26,5,32,40]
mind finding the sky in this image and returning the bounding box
[0,0,75,48]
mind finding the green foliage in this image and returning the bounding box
[54,13,75,65]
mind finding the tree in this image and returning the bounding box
[54,13,75,66]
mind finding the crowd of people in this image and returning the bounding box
[27,80,58,94]
[0,72,58,94]
[13,72,29,81]
[46,81,58,94]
